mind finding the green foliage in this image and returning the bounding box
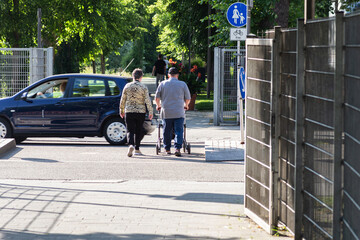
[195,93,213,111]
[0,0,38,47]
[150,0,208,59]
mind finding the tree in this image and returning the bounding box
[151,0,208,61]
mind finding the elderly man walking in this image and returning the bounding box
[155,67,191,157]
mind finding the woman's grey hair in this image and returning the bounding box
[132,68,143,80]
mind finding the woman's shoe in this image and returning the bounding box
[127,145,135,157]
[134,150,143,155]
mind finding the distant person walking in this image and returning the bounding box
[155,67,191,157]
[120,68,153,157]
[152,54,166,87]
[163,56,169,79]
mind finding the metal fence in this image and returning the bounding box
[277,28,297,234]
[214,46,246,125]
[0,48,53,97]
[244,38,275,232]
[343,12,360,240]
[245,11,360,240]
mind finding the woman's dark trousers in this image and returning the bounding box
[125,113,145,150]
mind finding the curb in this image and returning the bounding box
[0,139,16,157]
[205,140,244,162]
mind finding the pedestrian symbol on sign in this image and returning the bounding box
[232,6,240,24]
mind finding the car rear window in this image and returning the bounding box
[72,78,106,97]
[108,80,120,96]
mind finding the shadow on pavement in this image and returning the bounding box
[0,230,241,240]
[0,182,245,239]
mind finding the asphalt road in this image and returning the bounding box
[0,135,244,182]
[0,77,244,182]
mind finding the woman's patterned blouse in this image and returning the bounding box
[119,80,153,115]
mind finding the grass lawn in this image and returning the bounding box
[195,92,213,111]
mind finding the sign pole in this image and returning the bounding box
[237,40,245,144]
[227,2,247,144]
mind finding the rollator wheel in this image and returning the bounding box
[187,143,191,154]
[156,144,160,155]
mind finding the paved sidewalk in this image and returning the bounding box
[0,180,290,240]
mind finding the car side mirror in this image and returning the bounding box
[21,92,28,100]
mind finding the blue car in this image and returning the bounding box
[0,74,153,145]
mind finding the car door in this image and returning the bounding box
[13,79,68,134]
[63,77,107,133]
[41,80,70,133]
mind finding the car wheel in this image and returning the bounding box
[0,118,12,139]
[15,137,27,144]
[103,118,127,145]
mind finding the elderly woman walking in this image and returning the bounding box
[120,68,153,157]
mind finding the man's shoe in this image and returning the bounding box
[127,145,135,157]
[165,150,171,155]
[175,149,181,157]
[134,150,143,155]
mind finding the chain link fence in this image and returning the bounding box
[0,48,53,97]
[214,46,246,125]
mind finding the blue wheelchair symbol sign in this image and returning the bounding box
[239,67,245,99]
[227,2,247,27]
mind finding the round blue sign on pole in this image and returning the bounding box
[227,2,247,27]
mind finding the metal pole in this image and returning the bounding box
[37,8,42,48]
[270,26,281,233]
[332,11,344,240]
[294,18,305,240]
[247,0,252,35]
[304,0,315,23]
[46,47,53,76]
[237,40,244,143]
[213,47,220,126]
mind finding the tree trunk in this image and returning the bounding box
[206,2,214,99]
[101,54,105,74]
[92,60,96,73]
[305,0,316,22]
[12,0,20,48]
[274,0,290,28]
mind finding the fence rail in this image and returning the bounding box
[245,11,360,240]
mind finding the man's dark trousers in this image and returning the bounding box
[125,113,145,150]
[163,118,184,151]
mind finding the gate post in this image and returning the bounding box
[30,48,45,84]
[214,47,220,126]
[46,47,53,76]
[270,26,281,232]
[332,11,344,240]
[294,19,305,240]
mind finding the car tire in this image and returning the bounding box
[15,137,27,144]
[0,118,12,139]
[103,118,127,145]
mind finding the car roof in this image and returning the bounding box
[46,73,131,80]
[12,74,131,99]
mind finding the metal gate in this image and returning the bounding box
[0,48,53,97]
[214,47,245,125]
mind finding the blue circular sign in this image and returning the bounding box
[239,67,245,99]
[227,2,247,27]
